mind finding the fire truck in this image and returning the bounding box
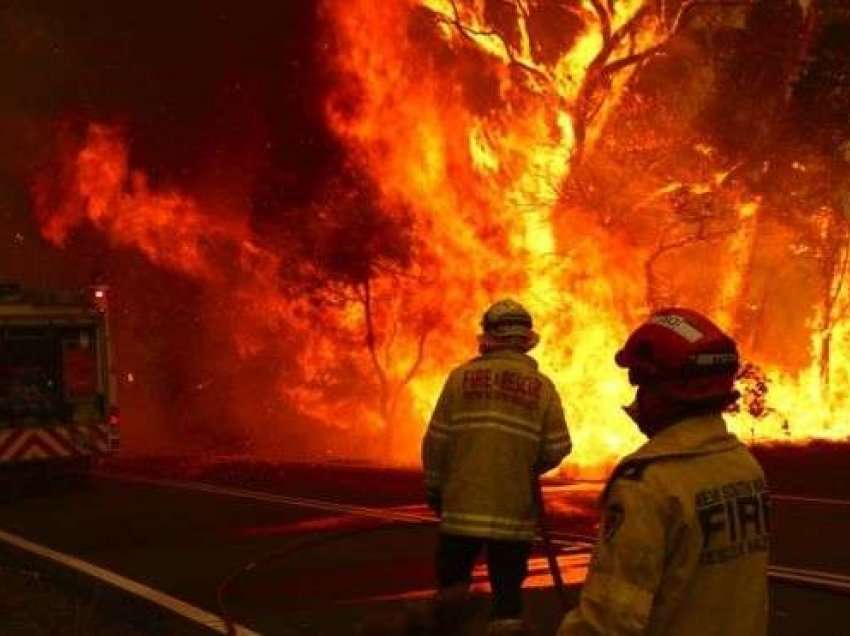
[0,283,119,472]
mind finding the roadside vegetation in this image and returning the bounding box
[0,562,158,636]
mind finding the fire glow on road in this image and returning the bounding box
[97,471,850,596]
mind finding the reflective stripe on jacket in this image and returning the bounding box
[422,349,571,540]
[559,414,769,636]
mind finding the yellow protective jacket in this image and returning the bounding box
[422,350,571,541]
[559,414,769,636]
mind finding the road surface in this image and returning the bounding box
[0,458,847,635]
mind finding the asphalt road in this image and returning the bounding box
[0,459,847,635]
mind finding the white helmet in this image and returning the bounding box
[479,299,539,352]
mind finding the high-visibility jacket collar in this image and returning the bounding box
[628,413,741,463]
[603,414,742,501]
[473,349,539,369]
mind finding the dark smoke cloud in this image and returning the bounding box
[1,0,338,191]
[0,1,365,454]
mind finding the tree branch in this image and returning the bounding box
[589,0,612,46]
[645,218,736,307]
[400,323,434,389]
[361,278,389,404]
[437,0,550,85]
[827,227,850,325]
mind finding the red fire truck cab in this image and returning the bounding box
[0,283,119,472]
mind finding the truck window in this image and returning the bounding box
[0,325,102,426]
[0,327,64,424]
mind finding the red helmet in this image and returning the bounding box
[615,308,739,403]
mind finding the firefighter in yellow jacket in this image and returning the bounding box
[559,308,769,636]
[422,299,571,636]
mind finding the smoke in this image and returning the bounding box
[2,1,415,456]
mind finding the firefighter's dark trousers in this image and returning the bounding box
[436,532,532,618]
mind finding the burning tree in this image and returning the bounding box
[789,7,850,388]
[22,0,850,469]
[249,164,447,456]
[274,172,440,455]
[556,0,850,434]
[426,0,756,167]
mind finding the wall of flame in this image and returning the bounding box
[29,0,850,475]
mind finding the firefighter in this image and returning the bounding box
[559,308,769,636]
[422,299,572,636]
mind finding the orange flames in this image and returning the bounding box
[34,1,850,475]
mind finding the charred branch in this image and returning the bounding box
[589,0,613,45]
[817,218,850,387]
[357,272,435,438]
[359,278,389,410]
[440,0,550,84]
[645,218,736,308]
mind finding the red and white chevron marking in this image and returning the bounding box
[0,423,111,463]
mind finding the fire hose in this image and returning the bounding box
[535,476,571,613]
[216,482,574,635]
[216,521,415,636]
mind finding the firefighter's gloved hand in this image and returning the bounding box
[426,490,442,516]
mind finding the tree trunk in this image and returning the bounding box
[820,327,832,389]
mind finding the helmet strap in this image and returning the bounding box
[624,386,686,437]
[625,385,740,438]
